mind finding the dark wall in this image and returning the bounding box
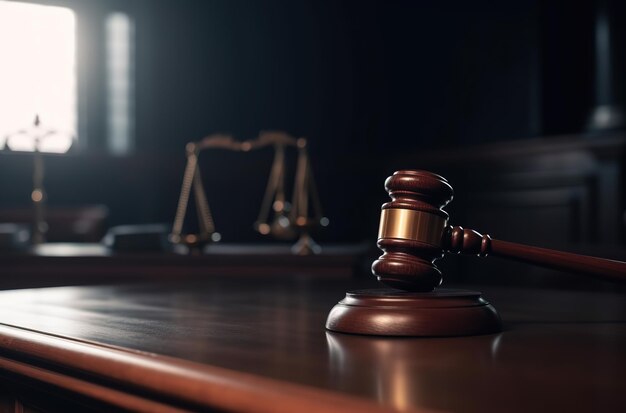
[0,0,610,243]
[134,0,365,242]
[133,0,542,152]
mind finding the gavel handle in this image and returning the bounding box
[445,226,626,283]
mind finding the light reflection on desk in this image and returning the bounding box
[326,332,501,412]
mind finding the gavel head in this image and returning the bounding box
[371,170,453,292]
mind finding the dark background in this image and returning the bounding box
[0,0,624,252]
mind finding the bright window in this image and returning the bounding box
[106,12,134,155]
[0,0,76,153]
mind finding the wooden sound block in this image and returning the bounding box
[325,288,501,337]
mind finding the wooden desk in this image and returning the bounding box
[0,276,624,412]
[0,243,367,289]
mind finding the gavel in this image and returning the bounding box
[373,170,626,291]
[326,170,626,337]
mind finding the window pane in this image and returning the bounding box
[106,12,134,155]
[0,1,76,153]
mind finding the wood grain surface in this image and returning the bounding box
[0,276,624,412]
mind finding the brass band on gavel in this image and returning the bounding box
[378,209,447,247]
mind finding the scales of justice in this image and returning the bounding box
[169,131,328,255]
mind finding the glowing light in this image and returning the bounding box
[273,200,284,212]
[106,12,134,155]
[0,1,76,153]
[258,223,270,235]
[31,189,43,202]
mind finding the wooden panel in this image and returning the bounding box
[465,177,595,246]
[0,395,16,413]
[394,133,625,246]
[0,380,105,413]
[0,244,366,290]
[392,134,626,287]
